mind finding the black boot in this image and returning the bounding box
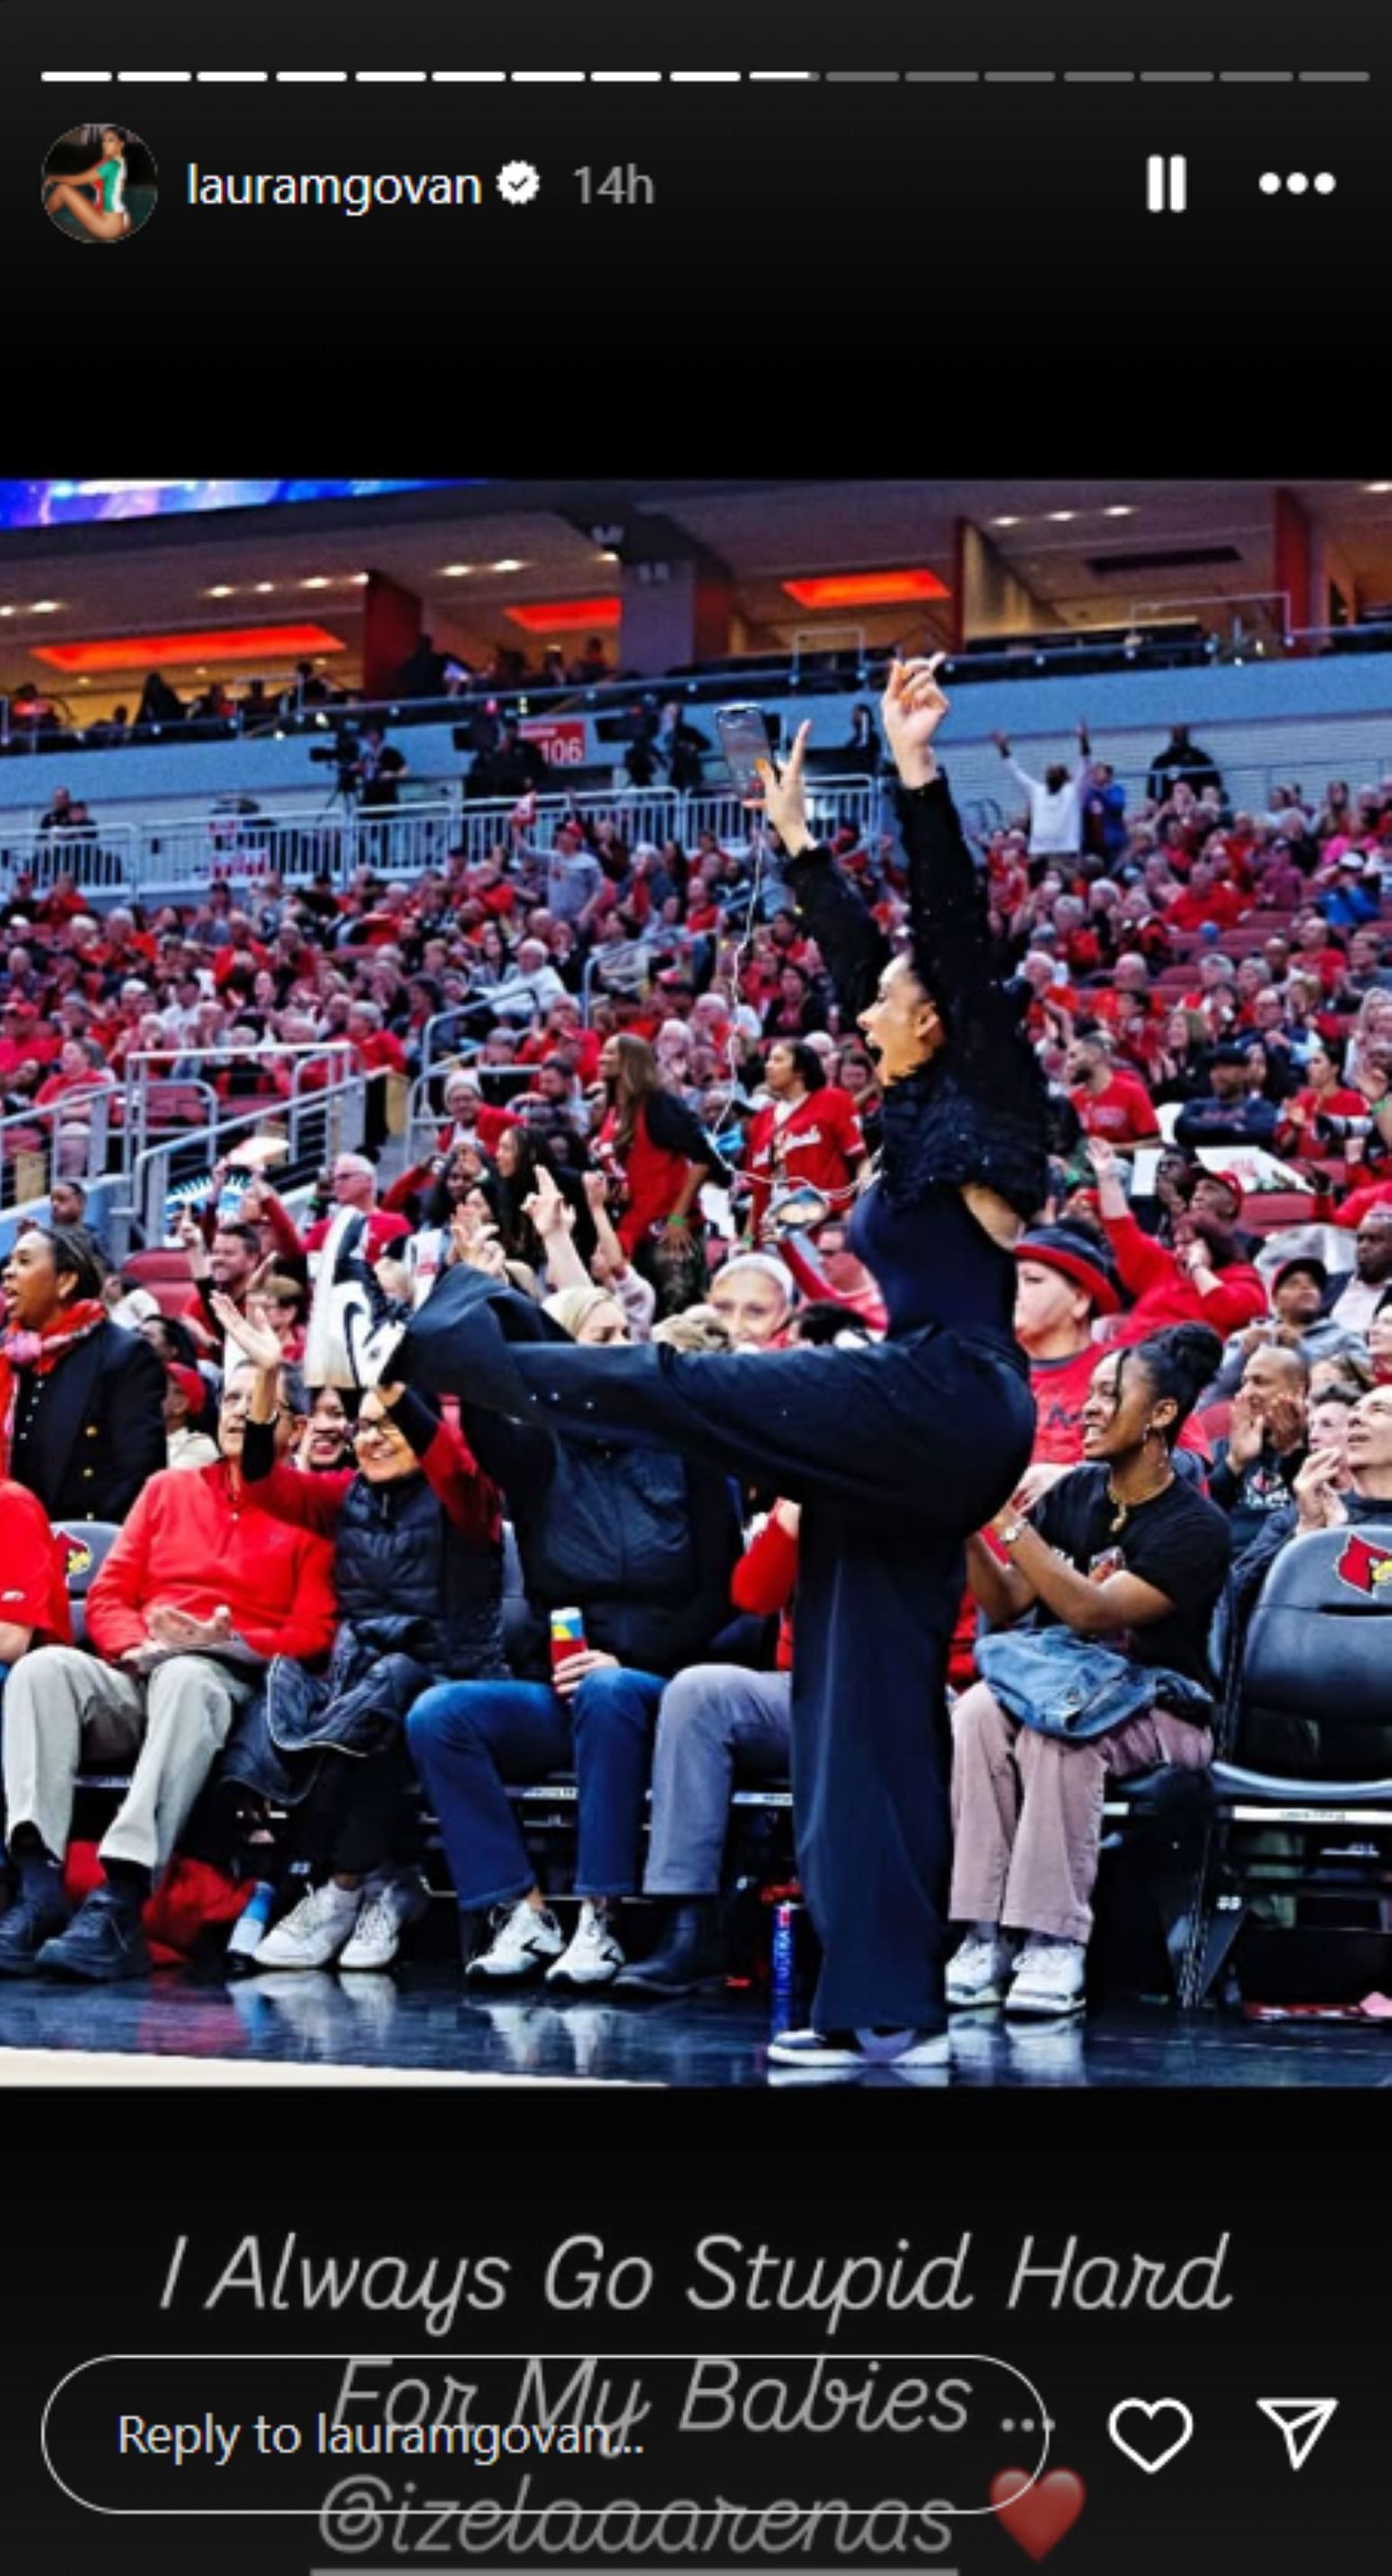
[614,1900,727,1999]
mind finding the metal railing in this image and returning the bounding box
[401,1060,542,1165]
[110,1064,368,1262]
[136,797,459,897]
[0,778,883,901]
[0,1088,113,1212]
[0,822,137,895]
[119,1042,358,1174]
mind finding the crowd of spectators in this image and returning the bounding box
[0,705,1389,2022]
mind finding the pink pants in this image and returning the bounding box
[949,1681,1212,1946]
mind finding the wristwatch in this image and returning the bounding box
[996,1517,1029,1547]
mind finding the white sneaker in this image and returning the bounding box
[339,1870,430,1973]
[946,1930,1017,2009]
[254,1881,362,1971]
[464,1898,564,1982]
[767,2026,951,2070]
[546,1899,626,1988]
[1006,1937,1088,2018]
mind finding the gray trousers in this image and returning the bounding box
[3,1647,256,1879]
[644,1665,792,1895]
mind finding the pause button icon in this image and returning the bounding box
[1147,154,1188,212]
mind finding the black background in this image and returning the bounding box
[8,2090,1383,2572]
[4,0,1386,369]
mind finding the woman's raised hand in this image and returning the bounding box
[209,1292,283,1374]
[882,655,950,787]
[524,1167,573,1237]
[754,721,813,857]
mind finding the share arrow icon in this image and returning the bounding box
[1256,2399,1339,2470]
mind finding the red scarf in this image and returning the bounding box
[0,1298,107,1474]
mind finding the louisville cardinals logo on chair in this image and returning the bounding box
[1334,1533,1392,1597]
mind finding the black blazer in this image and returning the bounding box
[12,1322,167,1525]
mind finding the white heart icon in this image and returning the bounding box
[1107,2397,1195,2475]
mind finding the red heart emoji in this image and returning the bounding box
[991,2467,1087,2561]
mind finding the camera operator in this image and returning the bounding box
[353,721,408,810]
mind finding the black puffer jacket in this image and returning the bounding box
[398,1266,742,1679]
[331,1464,507,1681]
[218,1406,508,1803]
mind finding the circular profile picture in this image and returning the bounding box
[41,123,157,242]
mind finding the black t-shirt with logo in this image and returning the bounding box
[1029,1464,1232,1684]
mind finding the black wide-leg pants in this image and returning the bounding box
[398,1273,1035,2033]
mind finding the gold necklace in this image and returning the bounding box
[1106,1465,1175,1534]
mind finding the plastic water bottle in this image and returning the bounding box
[226,1882,276,1974]
[770,1899,799,2001]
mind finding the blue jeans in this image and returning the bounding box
[406,1668,665,1909]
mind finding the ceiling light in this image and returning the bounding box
[506,594,621,635]
[491,558,524,573]
[442,564,474,576]
[991,516,1021,528]
[31,600,60,613]
[303,576,330,589]
[1104,506,1135,517]
[1366,482,1392,495]
[351,573,370,585]
[1047,512,1076,523]
[207,584,234,598]
[34,620,348,675]
[254,581,276,593]
[0,606,12,619]
[781,569,950,611]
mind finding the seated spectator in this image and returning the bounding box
[1274,1038,1369,1153]
[0,1354,336,1979]
[298,1385,359,1473]
[1163,859,1247,936]
[1220,1385,1392,1775]
[1306,1385,1358,1481]
[1174,1042,1281,1148]
[403,1273,741,1991]
[210,1297,506,1973]
[175,1210,267,1336]
[617,1499,800,1999]
[1327,1209,1392,1333]
[1211,1258,1367,1394]
[1011,1225,1123,1479]
[0,1226,166,1523]
[0,1479,74,1745]
[1088,1139,1266,1338]
[163,1364,220,1471]
[1066,1027,1162,1150]
[1317,854,1382,931]
[947,1325,1230,2018]
[708,1253,797,1350]
[1209,1344,1309,1552]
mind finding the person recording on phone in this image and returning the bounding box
[380,658,1053,2073]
